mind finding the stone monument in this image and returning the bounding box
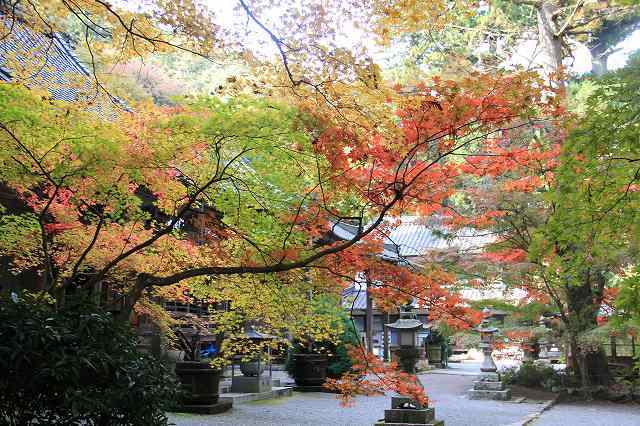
[375,396,445,426]
[376,305,445,425]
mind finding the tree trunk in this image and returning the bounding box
[564,274,610,395]
[536,1,564,77]
[115,274,148,323]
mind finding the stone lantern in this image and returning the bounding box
[231,325,276,394]
[468,307,511,401]
[378,304,445,426]
[478,307,498,373]
[386,304,423,374]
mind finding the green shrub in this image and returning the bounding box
[327,318,361,378]
[502,361,564,390]
[285,317,361,379]
[0,291,179,426]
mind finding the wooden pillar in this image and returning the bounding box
[383,312,390,362]
[610,336,617,361]
[365,283,374,354]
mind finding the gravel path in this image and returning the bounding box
[169,371,546,426]
[532,400,640,426]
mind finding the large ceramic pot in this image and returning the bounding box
[175,361,221,405]
[240,358,265,377]
[292,353,328,386]
[427,346,442,364]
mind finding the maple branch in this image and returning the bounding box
[70,209,105,283]
[146,188,403,287]
[88,147,254,288]
[316,265,476,328]
[554,0,585,37]
[88,0,212,59]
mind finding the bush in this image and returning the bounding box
[0,292,179,426]
[285,317,361,379]
[502,361,564,390]
[327,318,361,378]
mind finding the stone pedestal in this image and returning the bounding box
[375,397,444,426]
[467,373,511,401]
[231,375,272,393]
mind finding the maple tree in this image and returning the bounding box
[446,55,640,395]
[368,0,640,396]
[0,0,563,404]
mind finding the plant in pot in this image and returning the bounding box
[285,296,347,387]
[327,318,361,379]
[425,328,449,367]
[173,315,224,408]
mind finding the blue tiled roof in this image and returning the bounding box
[0,14,127,116]
[0,15,93,102]
[332,216,493,262]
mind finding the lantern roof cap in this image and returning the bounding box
[386,318,424,330]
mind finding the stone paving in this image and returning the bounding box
[169,367,546,426]
[531,400,640,426]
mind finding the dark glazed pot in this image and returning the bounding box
[292,353,328,386]
[175,361,221,405]
[240,359,265,377]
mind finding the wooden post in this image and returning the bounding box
[365,282,374,354]
[610,336,617,361]
[383,312,390,362]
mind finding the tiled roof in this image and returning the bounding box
[336,216,493,311]
[0,14,125,116]
[0,15,92,101]
[332,216,493,263]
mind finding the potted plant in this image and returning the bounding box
[285,295,355,387]
[173,317,224,407]
[286,341,330,387]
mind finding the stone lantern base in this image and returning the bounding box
[232,375,273,393]
[467,373,511,401]
[374,397,444,426]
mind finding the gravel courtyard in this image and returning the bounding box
[532,400,640,426]
[169,370,547,426]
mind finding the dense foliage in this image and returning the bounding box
[0,292,178,426]
[502,361,566,390]
[1,0,639,406]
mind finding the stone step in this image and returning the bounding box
[473,380,505,391]
[219,386,292,404]
[172,401,232,415]
[384,408,435,424]
[467,388,511,401]
[476,373,501,382]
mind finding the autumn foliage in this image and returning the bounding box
[324,345,429,407]
[0,0,575,406]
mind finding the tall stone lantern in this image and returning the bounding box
[468,307,511,400]
[378,304,446,426]
[478,307,498,373]
[386,304,423,374]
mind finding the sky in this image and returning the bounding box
[208,1,640,75]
